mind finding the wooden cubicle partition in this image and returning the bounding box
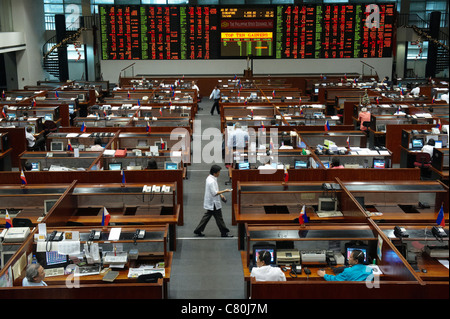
[0,169,185,226]
[385,124,435,164]
[0,127,27,168]
[249,218,433,299]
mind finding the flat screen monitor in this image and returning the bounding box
[345,244,368,265]
[31,162,40,171]
[318,197,338,212]
[412,138,424,149]
[238,162,250,170]
[44,114,53,121]
[322,161,330,168]
[36,251,69,269]
[435,140,443,148]
[68,104,75,114]
[7,113,16,119]
[373,158,386,169]
[44,199,58,215]
[108,163,122,171]
[314,88,319,94]
[252,244,277,265]
[295,160,308,169]
[50,141,63,152]
[164,162,178,170]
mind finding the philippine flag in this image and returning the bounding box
[250,109,253,117]
[284,167,289,183]
[127,91,130,99]
[5,210,12,228]
[346,136,350,148]
[146,121,151,132]
[121,169,126,184]
[67,140,73,151]
[81,122,86,132]
[137,99,141,107]
[432,97,435,104]
[32,99,36,107]
[20,170,27,185]
[101,207,111,227]
[299,205,309,225]
[55,91,59,99]
[160,138,165,150]
[324,120,330,131]
[1,90,5,99]
[272,90,275,98]
[436,204,445,227]
[1,107,6,118]
[436,119,442,130]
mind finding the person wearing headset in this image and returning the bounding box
[317,250,372,281]
[250,250,286,282]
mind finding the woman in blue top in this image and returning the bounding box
[317,250,373,281]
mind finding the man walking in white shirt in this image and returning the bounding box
[194,165,232,237]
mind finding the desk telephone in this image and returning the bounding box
[432,226,447,240]
[48,231,64,241]
[133,229,146,244]
[89,230,102,241]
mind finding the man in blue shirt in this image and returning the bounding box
[317,250,373,281]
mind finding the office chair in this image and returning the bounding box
[12,218,33,227]
[137,273,163,283]
[413,152,432,179]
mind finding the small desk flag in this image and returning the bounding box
[121,169,126,184]
[324,120,330,131]
[5,210,12,228]
[299,205,309,225]
[81,122,86,132]
[436,204,445,227]
[20,170,27,185]
[102,207,111,227]
[284,167,289,183]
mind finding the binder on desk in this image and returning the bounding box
[115,149,127,157]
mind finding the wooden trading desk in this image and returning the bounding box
[40,252,173,299]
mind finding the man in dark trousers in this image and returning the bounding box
[209,85,221,115]
[194,165,232,237]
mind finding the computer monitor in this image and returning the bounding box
[44,199,58,215]
[108,163,122,171]
[238,162,250,170]
[155,141,167,150]
[376,124,386,132]
[435,140,443,148]
[50,141,63,152]
[373,158,386,169]
[294,160,308,169]
[36,251,69,269]
[44,114,53,121]
[164,162,178,170]
[411,138,424,149]
[137,140,148,147]
[252,243,277,265]
[345,244,368,265]
[318,197,338,212]
[322,161,330,168]
[68,104,75,114]
[7,113,16,119]
[31,162,40,171]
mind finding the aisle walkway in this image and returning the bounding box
[168,100,245,299]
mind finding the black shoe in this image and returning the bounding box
[194,231,205,237]
[221,233,233,238]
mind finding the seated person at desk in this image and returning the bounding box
[228,123,249,149]
[357,107,371,131]
[25,126,45,151]
[22,263,47,287]
[317,250,372,282]
[421,138,435,157]
[410,85,421,97]
[90,137,104,151]
[250,251,286,282]
[330,157,344,169]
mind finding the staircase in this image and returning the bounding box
[42,16,94,80]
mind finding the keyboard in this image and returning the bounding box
[44,267,65,277]
[317,211,343,218]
